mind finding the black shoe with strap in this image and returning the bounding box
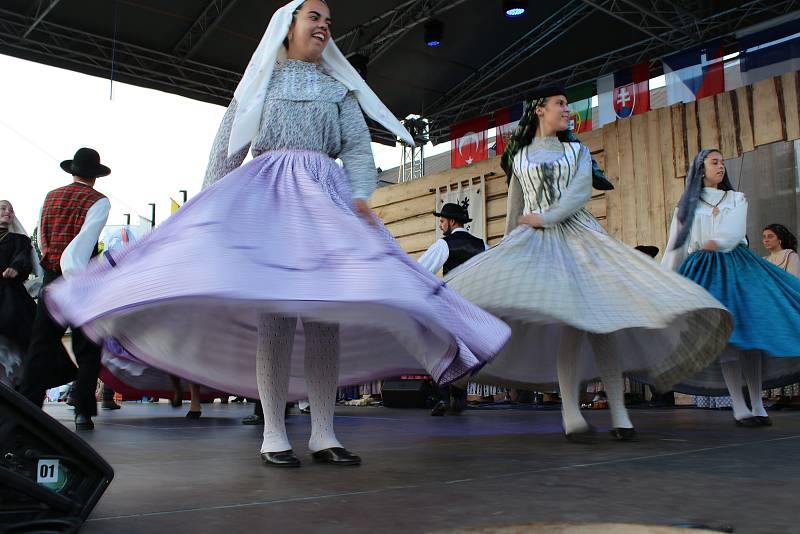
[609,427,638,441]
[241,414,263,425]
[564,424,598,444]
[430,400,447,416]
[312,447,361,466]
[261,450,301,467]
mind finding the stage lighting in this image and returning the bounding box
[503,0,527,17]
[424,20,443,47]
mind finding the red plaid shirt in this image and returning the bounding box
[40,183,107,271]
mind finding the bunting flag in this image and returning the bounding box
[566,82,594,133]
[450,115,489,168]
[597,62,651,127]
[494,102,524,156]
[662,41,726,105]
[170,198,181,214]
[738,18,800,86]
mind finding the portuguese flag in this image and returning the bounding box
[567,82,594,134]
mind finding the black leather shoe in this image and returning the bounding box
[564,424,598,444]
[735,416,761,427]
[185,410,201,419]
[609,427,638,441]
[312,447,361,465]
[756,416,773,427]
[74,414,94,431]
[241,414,263,425]
[261,450,301,467]
[430,400,447,416]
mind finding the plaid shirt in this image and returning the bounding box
[40,183,106,271]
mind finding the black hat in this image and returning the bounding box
[529,84,567,100]
[635,245,659,258]
[60,147,111,178]
[433,202,471,223]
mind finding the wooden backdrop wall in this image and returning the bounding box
[371,73,800,260]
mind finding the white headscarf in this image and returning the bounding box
[228,0,414,157]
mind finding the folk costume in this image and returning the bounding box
[445,87,733,441]
[663,150,800,426]
[419,203,488,416]
[45,0,509,464]
[0,213,37,385]
[18,148,111,430]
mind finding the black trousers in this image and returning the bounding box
[17,270,102,417]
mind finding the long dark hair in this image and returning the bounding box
[499,98,613,190]
[764,223,798,252]
[672,149,735,250]
[500,98,571,183]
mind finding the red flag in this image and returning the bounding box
[450,115,489,168]
[494,103,524,156]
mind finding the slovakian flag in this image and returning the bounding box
[450,115,489,168]
[738,18,800,87]
[597,62,650,127]
[566,82,594,134]
[494,102,524,156]
[662,41,725,106]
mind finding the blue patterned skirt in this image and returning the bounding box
[678,245,800,357]
[675,245,800,395]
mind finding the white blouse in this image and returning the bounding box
[662,188,748,271]
[765,249,800,278]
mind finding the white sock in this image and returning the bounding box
[720,358,753,420]
[590,334,633,429]
[741,351,767,418]
[557,327,588,434]
[303,320,343,453]
[256,314,297,453]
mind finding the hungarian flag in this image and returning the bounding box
[662,41,725,105]
[494,102,524,156]
[566,82,594,134]
[450,115,489,168]
[597,62,650,127]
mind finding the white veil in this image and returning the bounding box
[227,0,413,157]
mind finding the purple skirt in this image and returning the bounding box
[46,150,510,400]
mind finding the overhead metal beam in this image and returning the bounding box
[0,8,239,105]
[347,0,472,65]
[580,0,680,47]
[22,0,61,39]
[428,0,593,120]
[172,0,240,59]
[426,0,800,141]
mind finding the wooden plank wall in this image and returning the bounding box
[371,73,800,259]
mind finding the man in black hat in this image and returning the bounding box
[418,202,488,416]
[18,148,111,430]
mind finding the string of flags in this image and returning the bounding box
[449,17,800,168]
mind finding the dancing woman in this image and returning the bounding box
[446,86,732,442]
[662,149,800,426]
[45,0,509,466]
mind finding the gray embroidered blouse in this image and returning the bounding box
[203,59,377,199]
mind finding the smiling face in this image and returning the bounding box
[702,151,726,188]
[286,0,331,63]
[0,200,13,228]
[535,95,571,134]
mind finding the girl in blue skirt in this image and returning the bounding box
[663,149,800,426]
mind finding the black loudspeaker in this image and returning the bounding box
[0,383,114,532]
[381,378,433,408]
